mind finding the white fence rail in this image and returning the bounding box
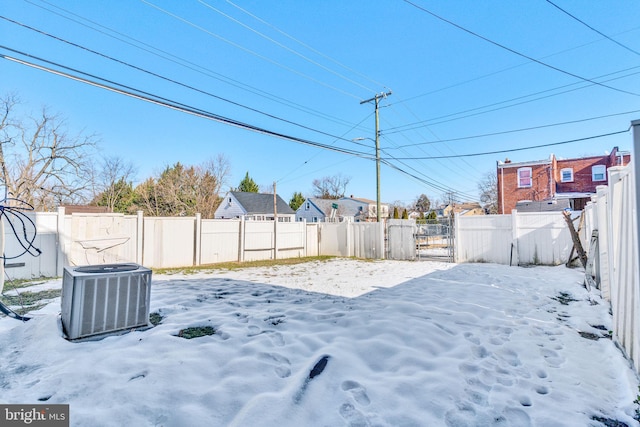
[454,211,573,266]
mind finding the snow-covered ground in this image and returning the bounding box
[1,259,638,427]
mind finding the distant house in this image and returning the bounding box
[442,202,485,217]
[345,196,390,221]
[295,196,390,222]
[496,146,631,214]
[295,197,363,222]
[214,191,295,222]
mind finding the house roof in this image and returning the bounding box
[497,158,553,169]
[230,192,295,215]
[304,198,364,217]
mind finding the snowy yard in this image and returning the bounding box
[1,259,638,426]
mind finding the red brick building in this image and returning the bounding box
[497,146,631,214]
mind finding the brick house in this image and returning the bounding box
[497,146,631,214]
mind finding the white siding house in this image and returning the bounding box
[214,192,295,222]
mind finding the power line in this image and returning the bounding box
[23,0,368,131]
[0,15,363,145]
[140,0,364,100]
[391,24,640,107]
[222,0,387,90]
[0,47,374,159]
[385,65,640,134]
[196,0,378,94]
[0,46,473,195]
[545,0,640,57]
[382,128,631,160]
[402,0,640,98]
[387,108,640,149]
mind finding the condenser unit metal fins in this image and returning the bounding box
[61,263,152,340]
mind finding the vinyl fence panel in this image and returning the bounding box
[66,214,139,266]
[243,221,275,261]
[352,222,385,259]
[455,212,572,266]
[455,214,512,264]
[318,222,349,257]
[305,224,319,257]
[3,212,58,279]
[143,217,195,268]
[200,219,241,264]
[515,213,572,266]
[386,219,415,260]
[276,221,306,259]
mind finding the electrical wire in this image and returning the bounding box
[391,23,640,107]
[0,46,375,159]
[387,108,640,149]
[545,0,640,57]
[382,128,630,160]
[0,197,41,322]
[385,65,640,134]
[197,0,378,94]
[140,0,364,100]
[0,15,365,145]
[402,0,640,98]
[22,0,367,131]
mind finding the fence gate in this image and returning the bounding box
[386,219,416,260]
[416,217,454,262]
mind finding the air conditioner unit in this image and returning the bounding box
[61,263,152,340]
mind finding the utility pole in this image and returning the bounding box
[360,90,392,222]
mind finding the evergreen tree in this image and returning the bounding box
[237,172,259,193]
[393,206,399,219]
[289,192,305,210]
[401,209,409,219]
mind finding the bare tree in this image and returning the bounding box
[93,156,137,213]
[0,94,97,209]
[311,174,351,199]
[414,194,431,213]
[478,171,498,214]
[195,155,231,218]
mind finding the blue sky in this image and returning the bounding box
[1,0,639,207]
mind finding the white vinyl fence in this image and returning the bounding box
[583,162,640,372]
[454,211,574,266]
[1,209,389,280]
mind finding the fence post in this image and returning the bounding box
[136,211,144,265]
[56,206,66,275]
[453,213,460,263]
[595,186,610,299]
[273,217,278,260]
[633,119,640,298]
[195,213,201,266]
[510,209,519,266]
[238,216,245,262]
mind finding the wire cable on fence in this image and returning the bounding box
[0,197,42,321]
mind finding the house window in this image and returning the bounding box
[560,168,573,182]
[592,165,606,181]
[313,217,318,222]
[517,167,532,188]
[305,202,310,211]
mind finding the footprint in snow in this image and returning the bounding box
[341,380,370,406]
